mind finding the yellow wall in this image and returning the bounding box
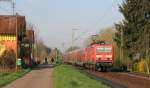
[0,34,17,56]
[0,34,16,41]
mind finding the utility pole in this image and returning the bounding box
[145,29,150,74]
[91,34,98,44]
[13,0,18,70]
[0,0,15,15]
[145,11,150,74]
[71,29,78,50]
[120,28,123,66]
[55,48,57,61]
[62,43,65,53]
[12,0,15,15]
[15,13,18,70]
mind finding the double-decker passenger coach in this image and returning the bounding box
[63,41,114,71]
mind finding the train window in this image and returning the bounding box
[96,47,105,52]
[104,47,112,52]
[96,47,112,52]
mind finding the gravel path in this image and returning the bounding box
[3,65,53,88]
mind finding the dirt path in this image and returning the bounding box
[3,65,53,88]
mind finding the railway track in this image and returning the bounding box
[80,70,127,88]
[77,66,150,88]
[120,72,150,80]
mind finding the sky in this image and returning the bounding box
[0,0,123,51]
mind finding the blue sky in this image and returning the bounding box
[0,0,123,51]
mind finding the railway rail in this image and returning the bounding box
[80,70,127,88]
[120,72,150,80]
[77,66,150,88]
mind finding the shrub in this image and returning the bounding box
[138,59,147,73]
[0,49,16,69]
[132,62,138,71]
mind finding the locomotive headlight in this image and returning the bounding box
[106,55,112,58]
[96,55,103,58]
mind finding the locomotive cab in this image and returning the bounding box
[95,44,114,71]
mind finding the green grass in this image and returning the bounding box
[0,69,31,87]
[53,64,110,88]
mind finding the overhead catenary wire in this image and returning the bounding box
[0,1,11,13]
[74,0,118,42]
[74,29,89,41]
[0,0,16,15]
[97,0,123,30]
[96,0,117,33]
[0,6,11,13]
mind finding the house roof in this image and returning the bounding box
[0,15,26,34]
[24,28,34,43]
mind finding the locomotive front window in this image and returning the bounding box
[104,47,112,52]
[96,47,104,52]
[96,47,112,52]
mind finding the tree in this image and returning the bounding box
[114,0,150,59]
[45,47,51,55]
[0,49,16,69]
[34,40,51,63]
[84,27,116,47]
[114,0,150,73]
[65,46,80,52]
[49,48,62,63]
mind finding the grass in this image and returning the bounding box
[0,69,31,87]
[53,64,110,88]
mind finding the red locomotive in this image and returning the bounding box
[63,42,114,71]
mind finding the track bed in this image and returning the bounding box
[83,69,150,88]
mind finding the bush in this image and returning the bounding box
[138,59,147,73]
[0,49,16,69]
[114,58,120,66]
[132,59,148,73]
[132,62,138,71]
